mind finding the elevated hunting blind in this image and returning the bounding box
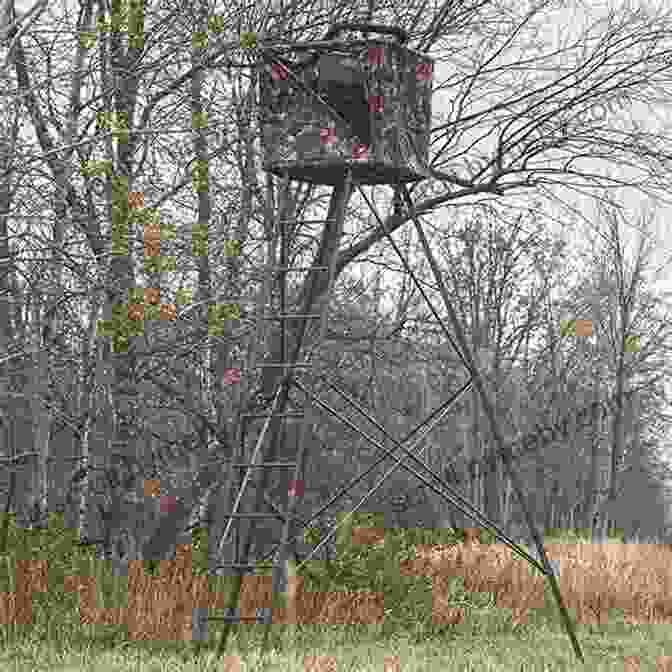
[135,22,585,663]
[260,23,434,185]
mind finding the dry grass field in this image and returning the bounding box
[1,522,672,670]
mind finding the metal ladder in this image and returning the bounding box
[204,171,352,653]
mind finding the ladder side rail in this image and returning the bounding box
[239,174,310,565]
[218,381,288,550]
[213,173,316,650]
[263,170,352,647]
[245,173,355,565]
[214,374,295,648]
[216,173,291,569]
[214,174,353,655]
[219,172,294,558]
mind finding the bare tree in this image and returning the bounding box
[561,202,672,538]
[3,0,672,572]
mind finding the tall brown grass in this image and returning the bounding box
[406,528,672,627]
[2,525,672,670]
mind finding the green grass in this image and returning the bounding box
[0,512,670,670]
[2,619,671,671]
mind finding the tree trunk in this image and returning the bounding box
[0,132,16,355]
[29,327,50,526]
[146,179,352,565]
[582,369,601,535]
[94,11,147,561]
[0,128,19,516]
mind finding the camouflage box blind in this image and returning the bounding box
[260,38,434,185]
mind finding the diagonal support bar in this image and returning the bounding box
[397,184,584,663]
[293,376,546,574]
[315,375,546,568]
[292,377,471,567]
[254,371,548,574]
[250,375,480,567]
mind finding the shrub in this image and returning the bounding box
[0,512,113,645]
[287,513,471,641]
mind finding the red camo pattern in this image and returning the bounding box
[260,40,433,182]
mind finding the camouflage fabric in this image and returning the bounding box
[260,38,433,185]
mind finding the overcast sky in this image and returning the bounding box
[348,0,672,465]
[6,0,671,488]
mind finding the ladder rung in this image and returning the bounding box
[266,231,323,240]
[215,563,276,570]
[205,607,268,622]
[277,219,332,225]
[225,461,299,468]
[255,362,312,369]
[270,266,330,272]
[241,412,304,418]
[206,615,264,622]
[220,512,291,518]
[262,314,323,320]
